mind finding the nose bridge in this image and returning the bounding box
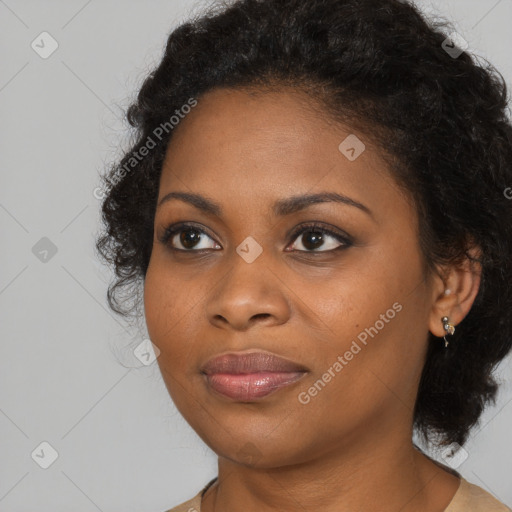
[228,240,268,290]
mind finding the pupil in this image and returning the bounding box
[303,230,323,250]
[181,229,201,249]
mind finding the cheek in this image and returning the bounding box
[299,245,425,386]
[143,259,197,368]
[144,261,203,418]
[144,261,169,340]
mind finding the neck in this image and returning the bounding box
[201,427,460,512]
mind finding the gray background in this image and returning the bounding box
[1,0,511,510]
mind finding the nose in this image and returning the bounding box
[205,252,291,332]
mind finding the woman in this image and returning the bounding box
[95,0,512,510]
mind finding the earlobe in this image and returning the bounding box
[428,245,482,338]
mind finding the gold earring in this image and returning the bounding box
[441,316,455,348]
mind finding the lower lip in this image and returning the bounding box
[204,371,306,401]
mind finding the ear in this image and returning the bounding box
[428,244,483,337]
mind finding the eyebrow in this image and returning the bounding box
[157,191,373,219]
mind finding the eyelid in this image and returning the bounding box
[286,221,352,248]
[158,221,219,248]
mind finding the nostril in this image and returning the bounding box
[251,313,271,321]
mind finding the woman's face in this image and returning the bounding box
[144,87,441,468]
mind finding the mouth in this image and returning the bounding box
[201,351,308,401]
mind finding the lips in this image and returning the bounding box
[201,351,308,401]
[202,351,307,374]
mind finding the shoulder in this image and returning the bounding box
[446,477,512,512]
[162,477,218,512]
[163,493,202,512]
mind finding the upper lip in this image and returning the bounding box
[201,351,308,375]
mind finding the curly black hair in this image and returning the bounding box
[95,0,512,449]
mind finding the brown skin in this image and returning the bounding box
[143,87,482,511]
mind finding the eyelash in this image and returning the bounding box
[159,221,353,254]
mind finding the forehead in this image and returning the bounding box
[158,86,411,221]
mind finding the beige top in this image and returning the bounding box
[164,477,512,512]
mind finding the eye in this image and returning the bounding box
[159,221,352,253]
[286,222,352,252]
[159,222,220,252]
